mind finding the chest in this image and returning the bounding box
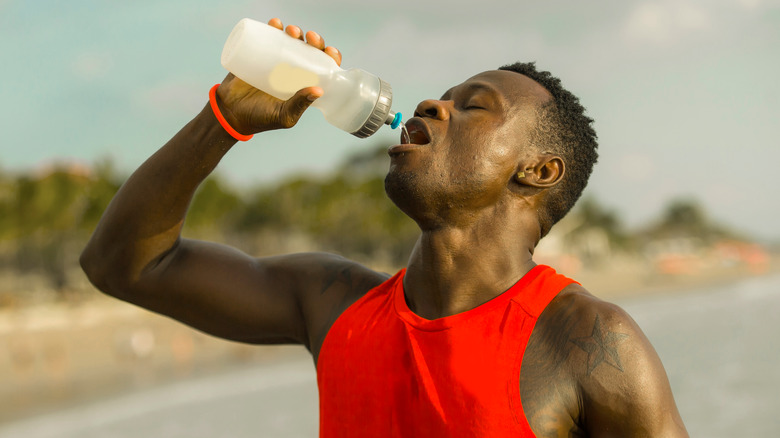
[318,300,541,436]
[316,268,584,437]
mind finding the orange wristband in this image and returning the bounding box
[209,84,253,142]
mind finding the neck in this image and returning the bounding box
[403,207,539,320]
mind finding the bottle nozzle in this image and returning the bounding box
[386,112,402,129]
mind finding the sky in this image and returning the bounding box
[1,0,779,241]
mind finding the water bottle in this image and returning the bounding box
[221,18,402,138]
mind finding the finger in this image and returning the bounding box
[267,18,283,30]
[285,25,304,40]
[305,30,325,50]
[279,87,323,128]
[324,46,342,66]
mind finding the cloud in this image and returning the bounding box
[617,153,656,182]
[735,0,764,10]
[622,1,712,46]
[349,17,545,88]
[71,51,113,80]
[135,79,206,116]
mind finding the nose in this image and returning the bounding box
[414,99,451,120]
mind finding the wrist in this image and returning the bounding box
[194,102,241,151]
[209,84,254,141]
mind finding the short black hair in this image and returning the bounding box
[498,62,598,237]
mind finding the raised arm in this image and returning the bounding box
[80,20,383,355]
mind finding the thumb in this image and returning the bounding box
[279,87,323,128]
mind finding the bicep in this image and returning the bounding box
[576,303,688,437]
[125,239,312,345]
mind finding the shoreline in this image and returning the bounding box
[566,257,780,301]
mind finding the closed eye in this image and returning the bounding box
[463,99,488,110]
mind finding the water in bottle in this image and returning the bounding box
[221,18,402,138]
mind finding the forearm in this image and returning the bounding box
[81,103,239,290]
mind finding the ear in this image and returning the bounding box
[515,155,565,189]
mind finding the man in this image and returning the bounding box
[81,18,688,437]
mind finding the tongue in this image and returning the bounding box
[409,130,429,145]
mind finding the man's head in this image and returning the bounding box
[385,62,597,237]
[498,62,599,236]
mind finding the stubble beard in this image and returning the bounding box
[384,166,467,230]
[384,168,423,221]
[385,162,506,232]
[384,166,453,230]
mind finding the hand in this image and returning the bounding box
[214,18,343,135]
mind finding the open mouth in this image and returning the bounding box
[388,117,431,156]
[401,118,431,145]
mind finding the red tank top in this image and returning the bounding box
[317,264,576,437]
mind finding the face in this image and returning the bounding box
[385,70,552,226]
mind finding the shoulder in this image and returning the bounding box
[544,285,653,378]
[266,252,392,359]
[523,284,634,391]
[261,251,390,299]
[542,285,688,436]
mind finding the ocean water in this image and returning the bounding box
[620,273,780,436]
[2,273,779,437]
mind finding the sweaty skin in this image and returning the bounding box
[81,18,688,437]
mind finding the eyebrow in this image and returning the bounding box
[440,82,501,101]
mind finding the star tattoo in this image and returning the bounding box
[570,314,629,375]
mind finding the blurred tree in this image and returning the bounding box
[0,162,122,293]
[645,198,736,243]
[571,197,629,247]
[77,158,122,233]
[0,167,13,239]
[186,174,242,230]
[554,196,632,267]
[236,145,418,265]
[1,150,763,301]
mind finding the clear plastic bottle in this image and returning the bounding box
[221,18,401,138]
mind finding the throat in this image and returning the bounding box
[403,231,536,319]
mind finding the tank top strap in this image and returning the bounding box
[509,264,578,318]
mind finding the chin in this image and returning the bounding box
[384,170,445,229]
[385,168,416,209]
[385,169,428,219]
